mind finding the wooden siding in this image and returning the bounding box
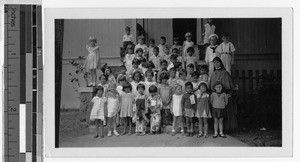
[213,18,281,55]
[63,19,136,61]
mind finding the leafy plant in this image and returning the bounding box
[239,73,282,130]
[68,56,89,93]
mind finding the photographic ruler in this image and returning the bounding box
[4,4,43,162]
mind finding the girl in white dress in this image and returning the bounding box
[90,86,107,138]
[83,36,100,86]
[106,84,120,137]
[170,84,184,136]
[182,32,194,63]
[217,33,236,75]
[123,47,136,74]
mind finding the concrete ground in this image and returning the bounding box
[60,126,248,147]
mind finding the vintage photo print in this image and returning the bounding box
[44,8,292,157]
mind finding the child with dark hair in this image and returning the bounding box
[167,54,177,71]
[103,66,116,86]
[120,82,135,135]
[186,63,195,82]
[168,67,178,93]
[148,85,163,134]
[195,82,211,138]
[128,58,143,82]
[132,83,148,131]
[149,46,162,71]
[158,72,173,128]
[182,32,194,61]
[158,36,167,57]
[170,37,182,56]
[156,60,168,83]
[134,35,148,57]
[181,81,197,137]
[97,74,109,96]
[122,26,134,50]
[90,86,106,138]
[163,45,171,63]
[148,38,156,60]
[130,71,144,96]
[191,71,200,91]
[198,65,209,84]
[176,69,187,92]
[185,46,197,69]
[144,69,157,96]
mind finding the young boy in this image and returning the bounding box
[167,54,177,71]
[149,46,162,71]
[134,35,148,58]
[158,36,167,58]
[156,60,168,83]
[148,38,156,60]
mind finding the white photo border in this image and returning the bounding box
[44,8,293,157]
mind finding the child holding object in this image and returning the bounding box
[83,36,100,87]
[181,82,197,137]
[90,86,107,138]
[170,84,184,136]
[106,84,120,137]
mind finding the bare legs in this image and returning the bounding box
[213,117,225,137]
[198,118,208,138]
[89,69,97,86]
[94,119,104,138]
[121,117,132,135]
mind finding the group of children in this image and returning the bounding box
[83,23,236,139]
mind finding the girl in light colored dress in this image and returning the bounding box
[195,82,211,138]
[124,47,136,75]
[217,33,236,75]
[106,84,120,137]
[90,86,107,138]
[170,84,184,136]
[120,82,135,135]
[182,32,194,63]
[148,85,163,134]
[133,84,148,135]
[104,67,116,86]
[83,36,100,86]
[130,71,144,96]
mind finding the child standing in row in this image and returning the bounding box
[170,37,182,56]
[170,84,184,136]
[90,86,106,138]
[124,47,135,74]
[182,32,194,61]
[149,46,162,71]
[131,71,144,96]
[185,47,197,69]
[120,82,135,135]
[134,36,148,57]
[106,84,120,137]
[203,19,216,46]
[148,85,163,134]
[205,34,220,76]
[195,82,211,138]
[158,72,173,128]
[158,36,167,57]
[144,70,157,96]
[122,26,134,51]
[181,82,197,137]
[84,36,100,86]
[210,81,228,138]
[218,33,236,75]
[148,39,156,60]
[97,74,109,96]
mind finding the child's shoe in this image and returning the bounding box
[219,133,227,138]
[213,134,218,138]
[189,132,194,137]
[113,130,119,136]
[107,131,112,137]
[204,134,209,138]
[140,132,145,136]
[93,135,98,138]
[197,132,203,138]
[88,83,93,87]
[181,130,185,136]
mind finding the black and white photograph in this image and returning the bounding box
[54,17,282,147]
[43,7,293,157]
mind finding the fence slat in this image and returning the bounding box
[255,69,259,89]
[248,70,253,91]
[242,70,246,101]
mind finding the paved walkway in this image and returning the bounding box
[60,126,248,147]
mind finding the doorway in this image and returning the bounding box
[173,18,197,45]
